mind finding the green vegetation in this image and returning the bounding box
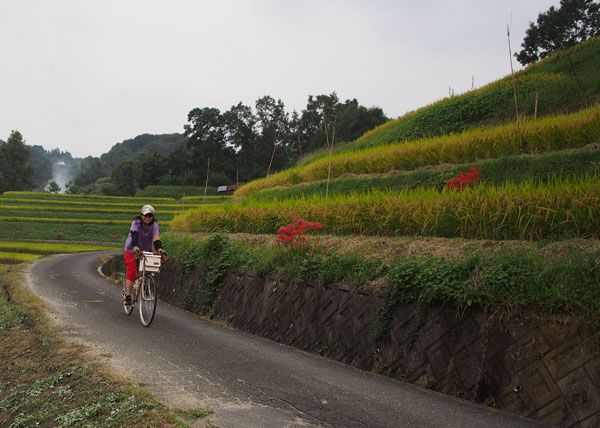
[135,185,220,198]
[0,252,40,264]
[246,147,600,202]
[163,233,600,324]
[2,191,175,202]
[374,249,600,340]
[515,0,600,65]
[0,242,116,254]
[0,192,185,243]
[0,221,129,243]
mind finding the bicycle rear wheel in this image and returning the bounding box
[139,273,157,327]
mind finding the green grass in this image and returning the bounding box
[135,185,220,198]
[246,147,600,202]
[0,266,197,427]
[1,191,174,203]
[0,221,160,243]
[0,252,41,264]
[0,242,118,254]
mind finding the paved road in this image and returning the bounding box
[26,251,548,428]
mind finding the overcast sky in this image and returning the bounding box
[1,0,559,158]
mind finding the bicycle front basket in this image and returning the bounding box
[139,252,161,272]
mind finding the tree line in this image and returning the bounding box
[68,92,388,195]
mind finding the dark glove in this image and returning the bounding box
[133,246,140,255]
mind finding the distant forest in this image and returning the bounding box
[24,92,387,195]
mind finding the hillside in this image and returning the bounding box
[168,36,600,263]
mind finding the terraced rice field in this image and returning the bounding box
[0,192,210,263]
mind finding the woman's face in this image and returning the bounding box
[142,213,154,224]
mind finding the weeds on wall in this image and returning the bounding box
[373,248,600,341]
[164,233,600,331]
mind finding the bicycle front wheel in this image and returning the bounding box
[123,278,133,316]
[138,273,157,327]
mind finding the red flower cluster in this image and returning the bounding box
[56,232,66,239]
[276,218,323,248]
[110,234,119,239]
[445,167,481,191]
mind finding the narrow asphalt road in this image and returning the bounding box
[25,251,548,428]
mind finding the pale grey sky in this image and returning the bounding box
[0,0,559,158]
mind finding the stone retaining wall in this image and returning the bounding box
[103,256,600,427]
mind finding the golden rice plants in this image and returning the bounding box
[177,173,600,240]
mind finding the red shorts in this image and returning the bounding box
[124,252,137,281]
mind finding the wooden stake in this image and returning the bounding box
[534,91,539,119]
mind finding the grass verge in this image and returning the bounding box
[0,265,213,427]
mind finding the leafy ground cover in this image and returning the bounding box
[0,265,213,427]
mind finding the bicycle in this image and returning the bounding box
[122,251,165,326]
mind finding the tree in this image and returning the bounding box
[73,156,104,186]
[47,181,61,193]
[112,160,140,196]
[254,96,292,177]
[29,145,53,189]
[184,107,236,185]
[516,0,600,65]
[0,130,35,193]
[222,102,258,181]
[139,152,170,186]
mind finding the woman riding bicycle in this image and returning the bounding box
[123,204,165,305]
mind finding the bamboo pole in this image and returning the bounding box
[266,124,282,177]
[507,24,523,153]
[203,157,210,202]
[322,113,335,208]
[297,126,303,157]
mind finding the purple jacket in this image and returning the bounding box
[124,218,159,253]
